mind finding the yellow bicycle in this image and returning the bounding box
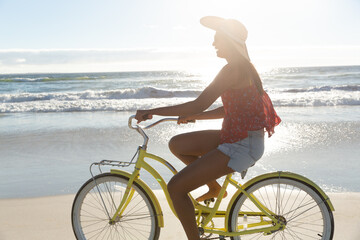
[71,115,335,239]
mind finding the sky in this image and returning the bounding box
[0,0,359,73]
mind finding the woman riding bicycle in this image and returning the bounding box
[135,16,281,240]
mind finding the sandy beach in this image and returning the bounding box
[0,191,359,240]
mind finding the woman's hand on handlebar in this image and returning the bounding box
[135,110,153,123]
[177,115,196,125]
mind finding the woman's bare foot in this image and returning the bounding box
[196,186,228,202]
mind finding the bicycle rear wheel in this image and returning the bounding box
[228,177,334,240]
[72,173,160,240]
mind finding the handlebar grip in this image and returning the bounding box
[128,115,180,130]
[128,115,137,129]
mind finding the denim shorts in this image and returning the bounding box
[217,129,265,173]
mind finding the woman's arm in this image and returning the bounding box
[193,106,225,120]
[178,107,224,123]
[135,65,236,123]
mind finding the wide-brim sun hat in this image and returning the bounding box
[200,16,251,62]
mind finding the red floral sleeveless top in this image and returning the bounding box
[220,84,281,143]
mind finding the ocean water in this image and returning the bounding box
[0,65,359,198]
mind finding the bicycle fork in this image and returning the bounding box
[108,169,140,224]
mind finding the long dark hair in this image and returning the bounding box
[220,31,264,95]
[240,60,264,95]
[250,63,264,95]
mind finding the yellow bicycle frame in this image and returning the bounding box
[107,147,318,237]
[97,115,335,237]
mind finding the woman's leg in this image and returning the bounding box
[167,148,234,240]
[169,130,220,164]
[168,130,227,201]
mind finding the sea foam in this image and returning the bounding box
[1,85,359,113]
[0,87,201,103]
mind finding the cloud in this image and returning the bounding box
[0,48,215,73]
[0,48,161,65]
[249,45,360,68]
[15,58,27,63]
[0,46,359,73]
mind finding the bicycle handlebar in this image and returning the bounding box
[128,115,178,130]
[128,115,179,148]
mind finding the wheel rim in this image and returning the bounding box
[72,175,157,240]
[230,178,333,240]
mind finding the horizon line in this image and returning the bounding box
[1,64,360,75]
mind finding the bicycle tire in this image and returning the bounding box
[72,173,160,240]
[228,177,334,240]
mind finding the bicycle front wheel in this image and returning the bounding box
[228,177,334,240]
[72,173,160,240]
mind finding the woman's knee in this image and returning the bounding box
[168,135,177,154]
[168,134,186,155]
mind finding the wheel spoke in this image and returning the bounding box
[229,177,333,240]
[72,174,159,239]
